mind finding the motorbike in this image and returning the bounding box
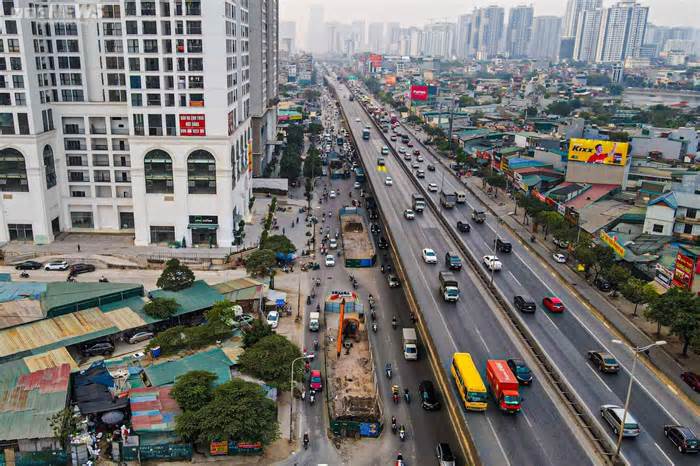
[309,389,316,405]
[19,271,30,278]
[370,310,376,321]
[409,312,416,324]
[303,432,309,450]
[66,275,76,282]
[399,426,406,441]
[313,339,319,351]
[352,279,358,290]
[404,389,410,404]
[99,277,109,283]
[371,322,377,333]
[307,295,312,305]
[396,453,405,466]
[530,235,536,243]
[385,363,392,379]
[392,385,400,404]
[316,304,321,313]
[391,416,397,434]
[392,317,397,330]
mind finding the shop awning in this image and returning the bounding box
[187,223,218,230]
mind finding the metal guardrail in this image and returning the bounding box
[350,84,614,464]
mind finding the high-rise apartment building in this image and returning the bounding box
[595,1,648,63]
[368,22,384,53]
[455,14,473,59]
[562,0,602,38]
[528,16,562,61]
[472,6,505,59]
[573,8,602,62]
[422,22,456,59]
[385,22,401,55]
[351,20,366,52]
[306,4,325,54]
[0,0,276,247]
[279,21,296,54]
[505,5,534,59]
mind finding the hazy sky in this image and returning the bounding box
[280,0,699,38]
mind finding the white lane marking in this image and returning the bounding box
[584,363,613,393]
[654,442,675,466]
[523,412,534,429]
[475,328,491,353]
[508,271,522,288]
[486,417,512,466]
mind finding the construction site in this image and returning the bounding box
[339,207,376,268]
[322,292,381,438]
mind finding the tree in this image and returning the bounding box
[261,234,296,254]
[279,152,301,180]
[48,408,78,449]
[171,370,217,412]
[485,174,507,191]
[306,122,323,135]
[608,84,624,96]
[535,211,565,239]
[243,318,274,348]
[303,151,323,178]
[587,73,612,87]
[302,88,321,102]
[665,289,700,357]
[590,246,615,282]
[143,297,179,319]
[603,264,631,296]
[157,258,195,291]
[238,334,302,389]
[608,130,630,142]
[175,378,279,446]
[245,249,276,277]
[546,101,573,117]
[459,95,478,107]
[621,278,658,317]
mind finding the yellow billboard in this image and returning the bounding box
[568,139,629,166]
[600,231,625,257]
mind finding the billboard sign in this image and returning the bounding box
[179,114,206,136]
[410,85,429,101]
[599,231,626,258]
[385,75,396,86]
[369,54,383,68]
[671,251,695,290]
[568,138,629,166]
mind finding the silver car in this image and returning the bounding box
[128,331,154,344]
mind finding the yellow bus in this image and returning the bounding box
[451,352,488,411]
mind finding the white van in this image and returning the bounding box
[456,191,467,204]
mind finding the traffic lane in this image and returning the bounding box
[352,125,591,466]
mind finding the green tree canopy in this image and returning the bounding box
[143,297,179,319]
[171,370,217,412]
[238,334,302,390]
[157,258,195,291]
[261,234,296,254]
[546,101,573,117]
[663,288,700,356]
[246,249,276,277]
[459,95,478,107]
[603,264,631,295]
[303,151,323,178]
[621,278,658,316]
[243,318,274,348]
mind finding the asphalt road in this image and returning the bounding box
[328,77,598,466]
[344,79,700,466]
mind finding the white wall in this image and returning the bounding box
[643,203,675,235]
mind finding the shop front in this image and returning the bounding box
[188,215,218,247]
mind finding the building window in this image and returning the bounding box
[17,113,29,134]
[71,211,94,228]
[7,224,33,241]
[687,208,697,219]
[144,149,174,193]
[42,145,56,189]
[119,212,135,229]
[0,148,28,192]
[652,224,664,233]
[187,150,216,194]
[150,225,175,243]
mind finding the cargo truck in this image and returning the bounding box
[472,210,486,223]
[439,271,460,302]
[309,312,320,331]
[402,328,418,360]
[440,191,457,209]
[486,360,521,414]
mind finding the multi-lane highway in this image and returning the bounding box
[336,75,700,466]
[327,75,601,466]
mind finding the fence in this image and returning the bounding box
[121,443,193,461]
[0,450,67,466]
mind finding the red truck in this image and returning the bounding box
[486,360,521,413]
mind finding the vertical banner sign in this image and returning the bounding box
[247,139,253,173]
[179,114,206,136]
[671,252,695,290]
[410,85,428,101]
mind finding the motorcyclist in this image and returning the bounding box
[371,322,377,332]
[399,425,406,441]
[404,388,410,403]
[303,432,309,450]
[385,363,392,378]
[391,315,397,329]
[391,416,397,434]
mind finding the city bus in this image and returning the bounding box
[451,352,488,411]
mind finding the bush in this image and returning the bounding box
[143,297,179,319]
[157,259,195,291]
[238,334,302,390]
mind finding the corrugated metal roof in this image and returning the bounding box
[213,277,264,295]
[148,280,224,316]
[42,282,144,317]
[129,386,181,434]
[143,348,233,388]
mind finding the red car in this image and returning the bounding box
[681,371,700,392]
[542,296,565,313]
[407,142,414,148]
[309,370,323,391]
[413,149,420,156]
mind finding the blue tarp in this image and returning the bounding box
[0,274,10,282]
[0,282,46,302]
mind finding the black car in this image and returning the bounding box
[514,295,536,313]
[436,442,456,466]
[377,236,388,249]
[14,260,43,270]
[69,263,96,275]
[456,221,471,233]
[587,350,620,373]
[81,341,115,357]
[507,358,533,385]
[418,380,441,410]
[594,277,612,292]
[427,163,436,171]
[495,238,512,253]
[664,425,699,454]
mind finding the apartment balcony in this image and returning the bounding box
[673,231,700,242]
[92,155,110,167]
[65,141,87,151]
[63,125,85,135]
[68,172,90,183]
[676,214,700,225]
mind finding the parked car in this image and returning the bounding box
[600,404,640,438]
[82,341,114,357]
[70,263,96,275]
[14,261,42,270]
[553,237,569,248]
[552,253,567,263]
[45,260,69,271]
[387,274,400,288]
[681,371,700,392]
[664,425,699,454]
[594,277,612,292]
[128,331,154,344]
[587,351,620,373]
[266,310,280,329]
[418,380,441,410]
[513,295,536,313]
[507,358,533,385]
[309,370,323,391]
[542,296,565,313]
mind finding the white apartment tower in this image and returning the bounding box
[562,0,601,39]
[505,5,533,59]
[0,0,277,247]
[595,1,648,63]
[367,22,384,53]
[528,16,562,61]
[472,5,504,60]
[573,8,602,62]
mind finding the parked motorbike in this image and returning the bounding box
[19,271,30,279]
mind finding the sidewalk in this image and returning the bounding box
[404,121,700,402]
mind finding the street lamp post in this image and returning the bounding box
[610,339,666,462]
[289,354,314,443]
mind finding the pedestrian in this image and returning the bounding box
[77,244,81,252]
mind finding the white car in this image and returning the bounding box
[422,248,438,264]
[385,176,393,186]
[329,238,338,249]
[427,183,438,192]
[381,146,389,155]
[266,310,279,329]
[354,181,361,189]
[45,260,69,271]
[483,255,503,271]
[329,190,337,198]
[411,161,420,169]
[325,254,336,267]
[553,253,567,263]
[417,155,424,162]
[404,209,415,220]
[355,117,361,122]
[398,147,406,154]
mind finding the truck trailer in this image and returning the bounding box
[439,271,460,302]
[486,360,521,413]
[402,328,418,360]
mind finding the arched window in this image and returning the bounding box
[187,150,216,194]
[0,148,29,192]
[43,145,56,189]
[144,149,174,194]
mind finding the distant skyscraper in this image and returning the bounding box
[351,20,367,52]
[528,16,562,60]
[563,0,602,38]
[595,1,648,63]
[422,22,456,59]
[368,22,385,52]
[386,22,402,55]
[473,5,505,59]
[280,21,297,54]
[307,4,325,54]
[573,8,602,62]
[505,5,534,58]
[456,14,474,59]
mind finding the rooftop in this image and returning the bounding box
[143,347,235,387]
[148,280,224,317]
[129,386,182,435]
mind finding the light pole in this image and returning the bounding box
[610,339,666,462]
[289,354,314,442]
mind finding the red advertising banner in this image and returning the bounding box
[410,85,428,101]
[369,54,383,68]
[672,252,695,290]
[179,114,206,136]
